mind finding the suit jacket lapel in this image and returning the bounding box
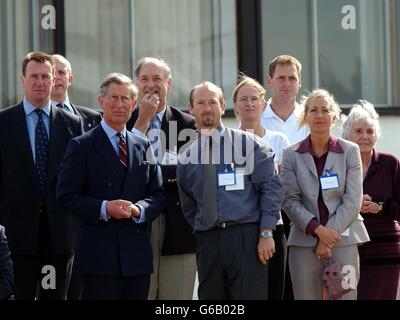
[94,126,125,178]
[11,104,38,189]
[324,152,339,175]
[301,152,318,179]
[48,106,71,184]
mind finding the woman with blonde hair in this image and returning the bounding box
[342,101,400,300]
[281,89,370,299]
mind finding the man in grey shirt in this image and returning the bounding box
[177,81,282,299]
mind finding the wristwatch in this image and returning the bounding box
[260,231,273,239]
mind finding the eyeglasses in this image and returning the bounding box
[238,96,263,104]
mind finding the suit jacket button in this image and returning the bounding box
[107,182,112,187]
[176,201,180,206]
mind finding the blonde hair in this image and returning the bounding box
[298,89,342,128]
[232,75,266,103]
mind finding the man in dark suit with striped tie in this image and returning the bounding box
[0,51,83,299]
[51,54,102,132]
[57,73,166,299]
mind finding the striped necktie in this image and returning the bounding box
[116,132,128,168]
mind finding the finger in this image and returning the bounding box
[258,254,267,265]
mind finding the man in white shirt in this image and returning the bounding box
[261,55,309,300]
[262,55,309,145]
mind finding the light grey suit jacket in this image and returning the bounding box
[281,137,370,247]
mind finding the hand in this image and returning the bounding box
[361,194,382,214]
[134,93,160,133]
[258,237,275,265]
[314,225,341,247]
[126,204,141,218]
[106,199,134,219]
[315,241,332,260]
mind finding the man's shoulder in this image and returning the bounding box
[0,102,23,119]
[167,106,195,126]
[73,104,101,118]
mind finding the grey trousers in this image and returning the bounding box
[196,223,268,300]
[289,245,359,300]
[148,214,197,300]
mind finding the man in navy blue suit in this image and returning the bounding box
[0,225,13,300]
[57,73,166,300]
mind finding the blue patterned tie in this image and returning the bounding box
[148,116,161,157]
[35,109,49,199]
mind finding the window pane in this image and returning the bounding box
[261,0,312,98]
[261,0,392,106]
[132,0,237,109]
[317,0,389,105]
[0,0,54,107]
[65,0,132,108]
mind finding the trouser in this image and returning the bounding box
[196,223,268,300]
[148,214,197,299]
[289,245,359,300]
[268,224,287,300]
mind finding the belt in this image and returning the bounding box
[215,221,244,229]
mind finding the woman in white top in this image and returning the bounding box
[233,75,289,300]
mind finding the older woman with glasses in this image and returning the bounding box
[342,101,400,300]
[281,89,370,299]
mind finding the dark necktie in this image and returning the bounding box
[202,136,217,228]
[148,116,160,157]
[35,109,49,199]
[56,102,64,110]
[117,132,128,168]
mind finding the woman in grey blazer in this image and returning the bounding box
[281,89,370,300]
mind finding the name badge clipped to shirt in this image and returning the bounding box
[319,169,339,190]
[218,163,236,187]
[225,169,245,191]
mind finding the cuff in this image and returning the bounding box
[306,218,320,236]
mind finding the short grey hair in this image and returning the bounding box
[341,100,381,140]
[99,73,138,99]
[134,57,172,80]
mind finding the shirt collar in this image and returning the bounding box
[154,107,166,123]
[23,97,51,117]
[296,135,344,154]
[263,98,302,119]
[101,119,127,139]
[51,97,74,114]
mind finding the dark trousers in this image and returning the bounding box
[82,275,150,300]
[268,224,287,300]
[11,210,73,300]
[282,211,294,300]
[196,223,268,300]
[12,253,73,300]
[66,256,82,300]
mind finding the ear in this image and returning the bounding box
[188,103,194,115]
[130,97,138,112]
[20,74,25,87]
[267,75,272,87]
[98,96,104,110]
[220,100,226,116]
[167,78,173,90]
[68,74,75,87]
